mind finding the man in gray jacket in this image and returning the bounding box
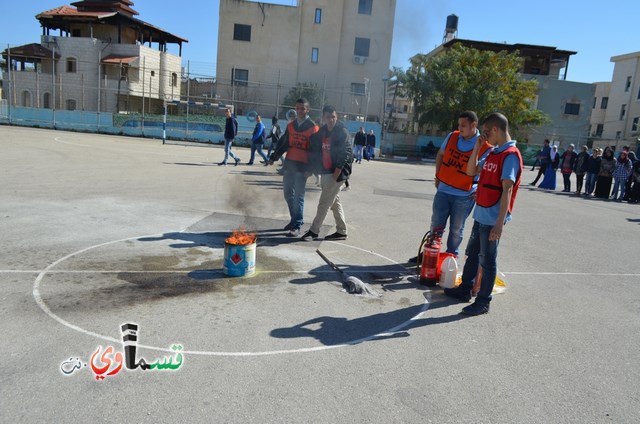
[302,105,353,241]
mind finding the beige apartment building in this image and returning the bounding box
[590,51,640,146]
[216,0,396,119]
[2,0,186,114]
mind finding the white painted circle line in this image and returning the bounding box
[32,231,429,356]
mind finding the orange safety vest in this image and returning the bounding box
[286,121,318,163]
[436,131,492,191]
[476,146,523,213]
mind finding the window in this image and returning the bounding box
[311,48,319,63]
[120,66,128,81]
[172,72,178,87]
[403,105,408,113]
[22,90,31,107]
[601,97,608,109]
[233,24,251,42]
[620,104,626,120]
[43,92,51,109]
[632,117,639,132]
[314,8,322,24]
[616,131,621,139]
[637,87,640,100]
[595,124,604,137]
[232,68,248,86]
[564,103,580,115]
[354,37,370,57]
[592,97,597,109]
[351,83,366,96]
[72,28,81,37]
[66,58,77,73]
[625,76,632,92]
[150,70,155,77]
[66,99,77,111]
[358,0,372,15]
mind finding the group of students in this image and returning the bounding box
[353,127,376,163]
[530,140,640,203]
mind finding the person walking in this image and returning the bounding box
[266,116,281,159]
[247,115,269,165]
[530,139,551,185]
[538,145,559,190]
[302,105,353,241]
[365,129,376,161]
[353,127,366,163]
[444,112,523,316]
[267,98,319,237]
[218,109,241,166]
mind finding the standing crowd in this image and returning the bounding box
[530,141,640,203]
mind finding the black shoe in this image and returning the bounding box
[461,302,490,316]
[234,158,240,166]
[324,232,347,241]
[218,162,227,166]
[246,162,254,165]
[443,286,472,302]
[260,160,266,164]
[283,223,293,231]
[302,230,318,241]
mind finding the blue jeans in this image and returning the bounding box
[249,142,268,164]
[612,177,626,199]
[355,145,364,162]
[585,172,597,194]
[430,191,476,255]
[282,167,308,229]
[459,221,500,305]
[223,138,239,163]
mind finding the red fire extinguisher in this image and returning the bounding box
[419,230,442,286]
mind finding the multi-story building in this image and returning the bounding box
[1,0,186,114]
[415,38,595,147]
[590,51,640,147]
[216,0,396,119]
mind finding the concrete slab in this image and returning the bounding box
[1,125,639,423]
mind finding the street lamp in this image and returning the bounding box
[381,76,389,142]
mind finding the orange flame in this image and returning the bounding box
[225,226,257,245]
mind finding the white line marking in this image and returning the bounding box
[32,232,427,356]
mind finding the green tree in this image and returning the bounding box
[282,82,323,117]
[406,44,549,134]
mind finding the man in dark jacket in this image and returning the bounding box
[219,109,241,166]
[353,127,366,163]
[302,105,353,241]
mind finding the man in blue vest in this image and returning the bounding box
[444,112,523,316]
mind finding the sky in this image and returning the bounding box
[1,0,639,84]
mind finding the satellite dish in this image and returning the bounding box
[246,110,258,122]
[285,109,297,121]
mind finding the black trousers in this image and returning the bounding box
[531,162,548,185]
[562,173,571,191]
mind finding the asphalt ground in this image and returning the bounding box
[1,125,639,423]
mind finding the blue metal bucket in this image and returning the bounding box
[223,242,256,277]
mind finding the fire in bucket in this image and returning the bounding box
[223,227,257,277]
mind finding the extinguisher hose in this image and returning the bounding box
[416,230,431,273]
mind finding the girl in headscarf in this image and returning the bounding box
[559,144,577,192]
[538,145,559,190]
[611,151,632,201]
[594,147,616,199]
